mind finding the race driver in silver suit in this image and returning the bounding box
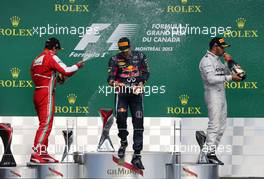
[198,37,241,165]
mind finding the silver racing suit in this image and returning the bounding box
[199,50,232,150]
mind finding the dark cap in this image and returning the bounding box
[45,37,63,50]
[118,37,130,52]
[209,37,230,49]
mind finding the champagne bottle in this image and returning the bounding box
[224,54,246,80]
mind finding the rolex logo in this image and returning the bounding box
[180,0,188,4]
[179,94,189,106]
[56,93,88,114]
[10,68,20,79]
[54,0,89,13]
[167,94,201,115]
[167,0,202,13]
[67,93,77,105]
[10,16,20,28]
[224,17,257,38]
[236,18,246,29]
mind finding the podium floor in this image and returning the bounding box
[0,152,222,179]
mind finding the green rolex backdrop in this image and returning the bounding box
[0,0,263,117]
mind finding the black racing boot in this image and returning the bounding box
[207,152,224,165]
[118,140,128,159]
[131,154,145,170]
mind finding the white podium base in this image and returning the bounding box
[166,163,219,179]
[83,151,174,179]
[0,166,37,178]
[0,153,218,179]
[28,162,80,179]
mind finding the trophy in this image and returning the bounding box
[0,123,16,167]
[196,131,208,164]
[97,109,115,152]
[61,129,73,162]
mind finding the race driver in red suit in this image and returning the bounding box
[30,37,84,163]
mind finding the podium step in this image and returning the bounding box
[0,153,219,179]
[0,166,37,178]
[166,163,219,179]
[28,162,80,179]
[83,151,174,179]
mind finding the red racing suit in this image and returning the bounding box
[30,49,81,150]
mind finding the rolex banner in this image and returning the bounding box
[0,0,263,117]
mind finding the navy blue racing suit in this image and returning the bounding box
[107,51,149,153]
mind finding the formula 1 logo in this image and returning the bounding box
[74,23,137,51]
